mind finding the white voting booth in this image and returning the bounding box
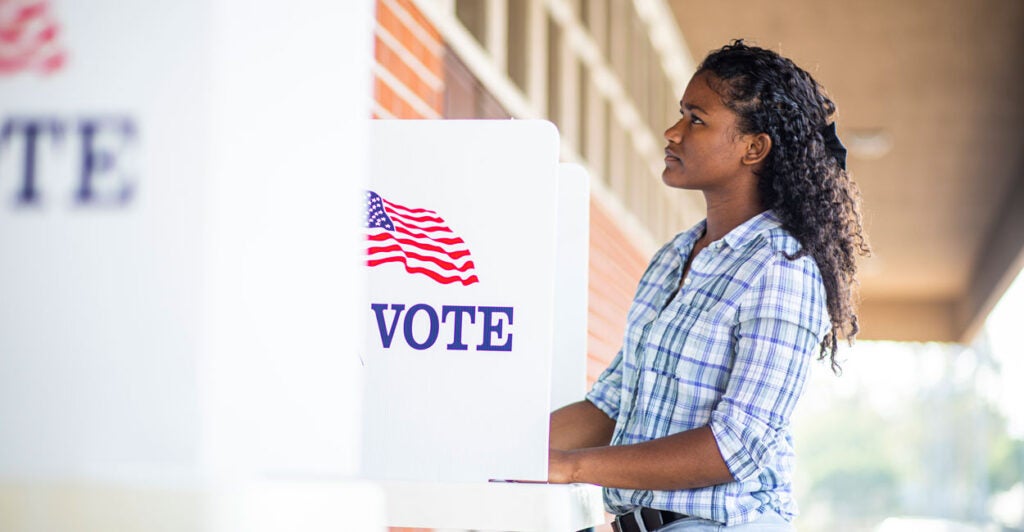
[363,121,602,530]
[0,1,382,530]
[553,163,591,412]
[1,4,603,527]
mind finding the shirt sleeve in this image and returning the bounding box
[585,348,624,420]
[584,239,681,421]
[708,253,829,482]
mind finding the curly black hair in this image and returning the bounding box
[697,40,870,372]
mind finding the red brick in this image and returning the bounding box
[395,0,441,41]
[375,33,441,113]
[377,0,443,82]
[586,198,647,388]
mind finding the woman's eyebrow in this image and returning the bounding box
[680,101,708,114]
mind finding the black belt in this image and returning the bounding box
[611,508,689,532]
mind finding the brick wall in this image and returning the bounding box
[586,198,649,387]
[373,0,443,119]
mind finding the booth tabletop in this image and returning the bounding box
[381,481,605,532]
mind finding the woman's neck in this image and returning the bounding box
[701,187,764,242]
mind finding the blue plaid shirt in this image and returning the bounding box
[586,210,830,525]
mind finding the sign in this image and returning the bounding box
[361,120,560,483]
[0,0,374,490]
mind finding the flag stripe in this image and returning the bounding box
[385,210,453,232]
[384,221,454,234]
[367,231,472,260]
[382,197,437,215]
[383,210,444,224]
[379,229,470,256]
[367,249,478,281]
[394,225,466,245]
[367,256,480,285]
[366,244,477,272]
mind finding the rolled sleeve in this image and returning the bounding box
[585,348,624,420]
[709,255,828,482]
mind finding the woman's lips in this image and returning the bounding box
[664,148,681,163]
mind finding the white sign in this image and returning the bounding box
[0,0,373,486]
[362,120,560,482]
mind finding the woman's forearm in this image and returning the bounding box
[549,400,616,450]
[550,425,734,490]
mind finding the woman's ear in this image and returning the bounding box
[742,133,772,166]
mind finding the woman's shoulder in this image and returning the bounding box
[733,212,819,271]
[763,224,807,259]
[737,221,830,335]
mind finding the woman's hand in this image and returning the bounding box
[548,448,578,484]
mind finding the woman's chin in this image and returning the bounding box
[661,169,692,189]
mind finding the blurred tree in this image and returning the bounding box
[793,342,1024,531]
[795,393,903,529]
[989,435,1024,493]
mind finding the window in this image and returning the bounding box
[456,0,487,46]
[440,0,694,242]
[578,62,590,161]
[507,0,528,92]
[546,14,562,128]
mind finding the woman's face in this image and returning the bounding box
[662,71,754,192]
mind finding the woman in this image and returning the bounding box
[547,40,870,531]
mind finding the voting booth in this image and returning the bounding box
[0,1,382,530]
[362,121,602,530]
[1,3,603,528]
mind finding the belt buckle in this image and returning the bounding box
[612,508,646,532]
[613,507,683,532]
[640,507,665,528]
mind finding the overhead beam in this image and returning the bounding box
[956,175,1024,343]
[857,298,957,343]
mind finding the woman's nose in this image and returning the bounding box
[664,120,683,143]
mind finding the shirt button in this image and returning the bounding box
[684,277,692,285]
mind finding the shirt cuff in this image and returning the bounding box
[708,402,782,482]
[585,384,620,421]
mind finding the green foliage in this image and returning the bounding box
[792,343,1022,530]
[989,436,1024,493]
[794,395,904,523]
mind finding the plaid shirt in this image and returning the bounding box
[586,210,830,525]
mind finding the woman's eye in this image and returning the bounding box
[678,109,703,125]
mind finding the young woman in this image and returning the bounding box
[547,40,870,531]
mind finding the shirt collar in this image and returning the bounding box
[673,210,781,255]
[721,209,781,250]
[672,218,706,256]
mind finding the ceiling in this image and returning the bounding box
[667,0,1024,342]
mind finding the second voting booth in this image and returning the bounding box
[362,120,603,530]
[0,1,384,531]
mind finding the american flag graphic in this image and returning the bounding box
[364,190,480,286]
[0,0,67,76]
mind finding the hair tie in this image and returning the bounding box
[820,121,848,171]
